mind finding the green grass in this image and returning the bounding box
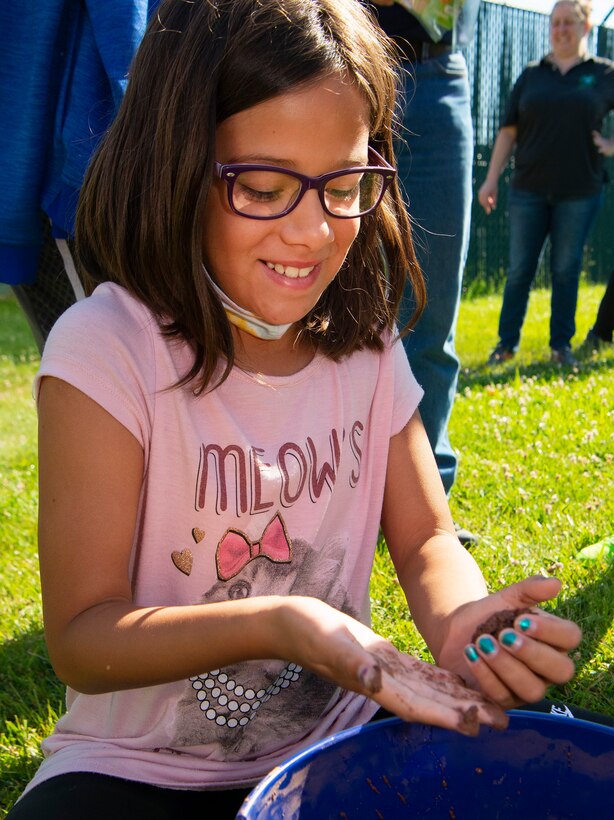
[371,281,614,714]
[0,298,66,813]
[1,283,613,814]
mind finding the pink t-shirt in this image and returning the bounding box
[29,282,423,791]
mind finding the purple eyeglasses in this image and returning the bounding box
[214,147,396,220]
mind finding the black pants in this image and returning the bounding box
[593,269,614,342]
[7,702,612,819]
[6,772,251,820]
[10,217,82,354]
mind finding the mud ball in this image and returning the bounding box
[471,608,532,644]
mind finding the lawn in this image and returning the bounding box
[1,282,613,814]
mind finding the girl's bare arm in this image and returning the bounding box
[38,376,302,693]
[381,408,489,661]
[381,409,581,707]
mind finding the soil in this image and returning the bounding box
[456,705,479,734]
[471,608,532,644]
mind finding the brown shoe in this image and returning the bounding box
[487,345,514,366]
[551,346,577,366]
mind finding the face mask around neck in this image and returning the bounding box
[203,266,294,341]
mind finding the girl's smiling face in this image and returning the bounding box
[202,73,370,334]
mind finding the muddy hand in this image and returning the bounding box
[363,641,508,737]
[279,596,507,735]
[453,577,581,709]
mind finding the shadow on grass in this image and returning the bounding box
[0,626,64,722]
[458,354,613,392]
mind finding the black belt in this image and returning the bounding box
[393,38,454,63]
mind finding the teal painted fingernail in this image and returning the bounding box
[478,636,496,655]
[519,617,533,632]
[465,645,479,662]
[501,630,518,648]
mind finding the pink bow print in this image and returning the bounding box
[215,513,292,581]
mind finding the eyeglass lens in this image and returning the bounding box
[230,169,385,217]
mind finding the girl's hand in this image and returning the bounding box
[592,130,614,157]
[279,597,508,736]
[478,178,498,214]
[438,576,581,710]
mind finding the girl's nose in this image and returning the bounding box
[279,189,335,248]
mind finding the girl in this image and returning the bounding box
[9,1,580,817]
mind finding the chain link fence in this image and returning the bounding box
[463,1,614,295]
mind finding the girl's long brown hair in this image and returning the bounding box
[76,0,425,392]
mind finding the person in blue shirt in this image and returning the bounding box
[0,1,159,348]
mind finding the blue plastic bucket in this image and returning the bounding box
[238,712,614,818]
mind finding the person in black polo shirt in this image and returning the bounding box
[368,0,481,547]
[479,0,614,367]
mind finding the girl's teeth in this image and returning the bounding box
[266,262,314,279]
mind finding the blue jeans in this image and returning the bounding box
[397,52,474,495]
[498,187,604,351]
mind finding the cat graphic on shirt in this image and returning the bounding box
[173,531,356,758]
